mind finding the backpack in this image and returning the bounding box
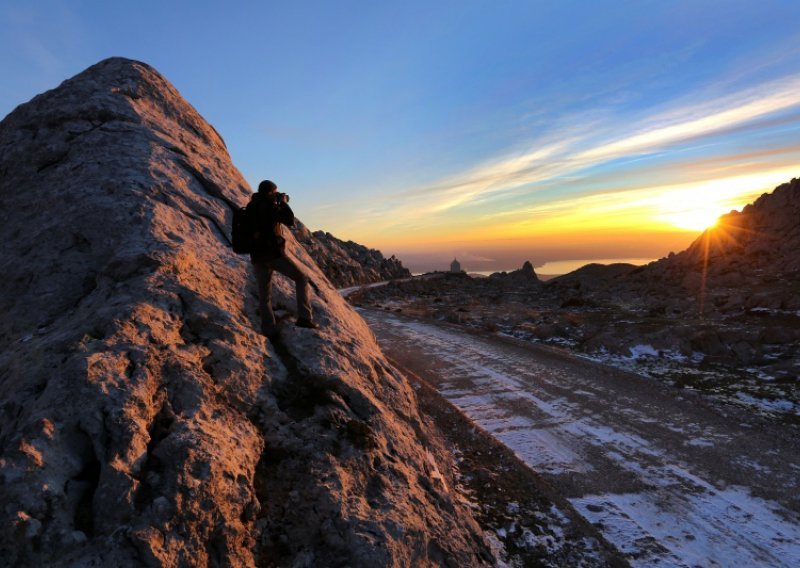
[232,194,295,257]
[231,205,258,254]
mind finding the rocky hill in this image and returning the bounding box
[293,224,411,288]
[547,263,637,290]
[0,58,491,567]
[545,179,800,316]
[625,178,800,315]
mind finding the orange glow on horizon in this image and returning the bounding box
[321,169,796,263]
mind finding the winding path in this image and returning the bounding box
[360,308,800,567]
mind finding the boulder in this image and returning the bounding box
[690,330,727,356]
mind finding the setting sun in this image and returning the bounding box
[642,172,794,234]
[664,208,721,231]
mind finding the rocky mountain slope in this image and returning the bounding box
[625,178,800,314]
[0,58,491,567]
[293,224,411,288]
[548,178,800,316]
[547,263,637,291]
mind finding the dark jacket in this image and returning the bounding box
[249,192,295,262]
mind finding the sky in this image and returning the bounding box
[3,1,800,273]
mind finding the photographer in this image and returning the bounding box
[249,179,317,335]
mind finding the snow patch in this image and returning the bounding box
[365,311,800,567]
[736,392,799,414]
[571,486,800,568]
[627,344,659,359]
[685,438,715,448]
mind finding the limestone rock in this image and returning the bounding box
[295,226,411,288]
[0,58,490,567]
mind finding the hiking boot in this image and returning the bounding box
[295,318,319,329]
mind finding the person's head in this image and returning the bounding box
[258,180,278,194]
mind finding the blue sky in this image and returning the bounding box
[3,1,800,271]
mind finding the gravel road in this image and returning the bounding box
[360,308,800,568]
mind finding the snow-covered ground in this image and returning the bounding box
[362,309,800,567]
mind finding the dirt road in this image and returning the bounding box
[360,308,800,567]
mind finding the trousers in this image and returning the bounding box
[252,255,312,333]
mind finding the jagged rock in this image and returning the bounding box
[489,260,540,284]
[295,227,411,288]
[518,260,537,279]
[0,58,490,567]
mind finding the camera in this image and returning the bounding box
[275,192,289,204]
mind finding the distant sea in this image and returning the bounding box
[465,257,656,278]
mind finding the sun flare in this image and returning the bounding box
[664,209,721,231]
[646,173,785,233]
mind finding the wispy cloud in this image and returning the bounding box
[420,139,577,212]
[399,72,800,216]
[578,76,800,161]
[311,58,800,249]
[488,167,798,233]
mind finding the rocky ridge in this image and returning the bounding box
[625,178,800,314]
[0,58,491,566]
[293,225,411,288]
[547,178,800,315]
[489,260,540,283]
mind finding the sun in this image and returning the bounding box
[655,194,726,232]
[665,208,721,231]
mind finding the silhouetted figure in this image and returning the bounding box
[249,180,317,335]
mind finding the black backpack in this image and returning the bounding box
[232,194,295,257]
[231,205,258,254]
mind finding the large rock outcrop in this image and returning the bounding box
[623,178,800,314]
[0,58,490,566]
[489,261,541,284]
[294,226,411,288]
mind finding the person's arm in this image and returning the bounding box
[277,200,295,227]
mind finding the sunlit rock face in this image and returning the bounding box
[0,58,490,567]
